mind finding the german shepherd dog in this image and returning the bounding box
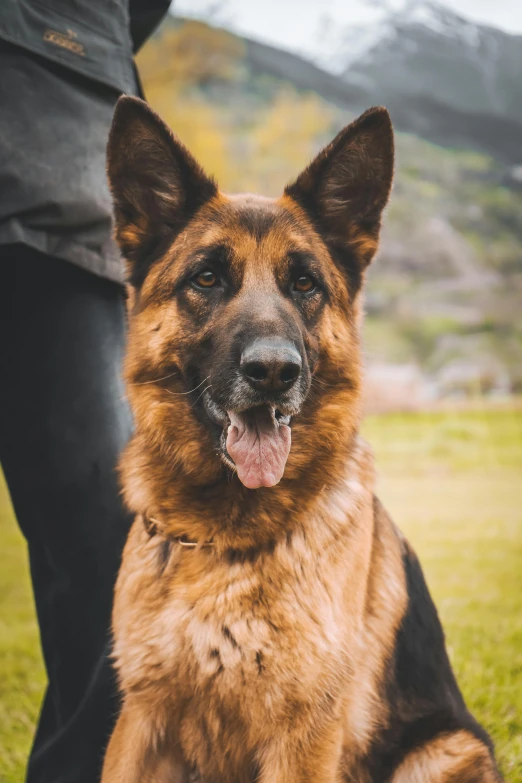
[102,96,502,782]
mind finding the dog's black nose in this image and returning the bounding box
[240,338,302,392]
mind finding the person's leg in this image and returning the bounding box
[0,246,133,783]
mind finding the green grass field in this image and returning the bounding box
[1,408,521,782]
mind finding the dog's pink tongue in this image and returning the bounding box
[226,408,291,489]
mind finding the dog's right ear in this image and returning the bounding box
[107,96,217,286]
[285,107,394,275]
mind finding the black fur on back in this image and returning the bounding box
[363,526,494,781]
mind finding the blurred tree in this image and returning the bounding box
[136,21,333,194]
[137,20,244,92]
[248,88,334,195]
[136,21,245,183]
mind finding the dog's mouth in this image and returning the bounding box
[203,392,292,490]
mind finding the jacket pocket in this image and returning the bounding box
[0,0,136,93]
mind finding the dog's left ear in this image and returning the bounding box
[107,96,217,287]
[285,106,394,271]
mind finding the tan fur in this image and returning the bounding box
[102,99,502,782]
[106,439,407,782]
[391,730,500,783]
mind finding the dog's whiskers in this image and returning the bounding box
[153,376,211,396]
[133,370,179,386]
[311,376,331,389]
[191,384,212,407]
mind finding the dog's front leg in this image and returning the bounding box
[257,721,344,783]
[101,703,188,783]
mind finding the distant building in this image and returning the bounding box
[363,363,430,413]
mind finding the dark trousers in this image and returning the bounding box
[0,246,133,782]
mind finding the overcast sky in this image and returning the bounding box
[174,0,522,59]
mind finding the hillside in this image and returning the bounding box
[334,1,522,171]
[337,2,522,123]
[136,15,522,400]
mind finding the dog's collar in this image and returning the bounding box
[142,514,215,549]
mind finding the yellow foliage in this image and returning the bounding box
[248,89,334,195]
[159,97,231,185]
[137,20,334,195]
[136,21,244,94]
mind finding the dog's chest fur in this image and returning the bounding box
[112,474,377,777]
[116,524,350,705]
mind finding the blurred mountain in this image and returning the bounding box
[336,1,522,122]
[137,15,522,399]
[334,1,522,167]
[243,3,522,168]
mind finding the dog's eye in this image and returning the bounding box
[192,269,219,289]
[293,274,316,293]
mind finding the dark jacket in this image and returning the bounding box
[0,0,170,283]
